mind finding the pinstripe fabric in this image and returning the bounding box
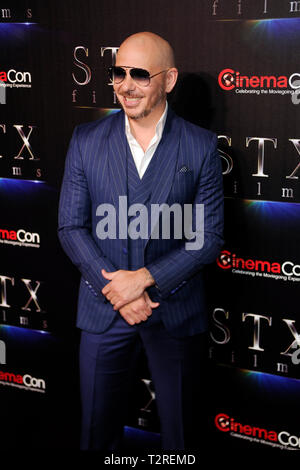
[127,133,163,327]
[127,141,153,272]
[58,108,224,336]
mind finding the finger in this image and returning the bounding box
[101,284,111,295]
[143,304,152,316]
[134,310,148,321]
[142,313,150,321]
[131,315,141,324]
[113,295,133,310]
[138,299,152,317]
[109,295,118,305]
[144,293,160,309]
[111,294,126,306]
[131,309,147,323]
[113,299,128,311]
[120,311,135,325]
[135,309,150,322]
[101,269,116,280]
[131,303,149,316]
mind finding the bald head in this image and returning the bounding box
[116,32,175,70]
[113,32,178,123]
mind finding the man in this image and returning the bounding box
[58,32,224,451]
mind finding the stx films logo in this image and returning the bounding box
[210,307,300,377]
[0,275,44,312]
[0,7,33,21]
[0,124,42,180]
[218,134,300,202]
[0,274,48,330]
[211,0,300,18]
[138,379,156,429]
[72,45,119,107]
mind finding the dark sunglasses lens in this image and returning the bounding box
[130,68,150,85]
[111,67,126,83]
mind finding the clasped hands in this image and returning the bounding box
[101,268,159,326]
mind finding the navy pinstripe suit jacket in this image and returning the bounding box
[58,107,224,336]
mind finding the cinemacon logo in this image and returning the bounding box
[0,228,40,246]
[0,370,46,392]
[217,250,300,277]
[215,413,300,448]
[218,68,300,91]
[0,69,31,84]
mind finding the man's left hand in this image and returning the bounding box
[101,268,155,310]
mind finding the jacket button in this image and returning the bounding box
[123,247,128,254]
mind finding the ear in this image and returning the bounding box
[165,67,178,93]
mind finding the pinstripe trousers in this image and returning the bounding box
[79,313,208,451]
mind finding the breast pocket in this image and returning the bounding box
[168,170,195,205]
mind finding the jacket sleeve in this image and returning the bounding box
[58,126,116,300]
[145,133,224,299]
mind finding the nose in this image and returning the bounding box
[118,70,136,92]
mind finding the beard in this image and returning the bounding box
[117,85,166,120]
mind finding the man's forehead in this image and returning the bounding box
[118,37,159,56]
[116,45,160,68]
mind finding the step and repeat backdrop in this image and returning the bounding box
[1,0,300,452]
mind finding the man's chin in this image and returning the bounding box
[123,107,151,120]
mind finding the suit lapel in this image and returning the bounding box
[149,108,181,206]
[145,108,182,248]
[108,110,127,205]
[107,110,128,249]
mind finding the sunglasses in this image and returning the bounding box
[108,66,169,87]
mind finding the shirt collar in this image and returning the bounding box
[125,101,168,144]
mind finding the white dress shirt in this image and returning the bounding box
[125,102,168,179]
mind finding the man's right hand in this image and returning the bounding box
[119,291,160,325]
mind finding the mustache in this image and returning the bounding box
[120,92,144,98]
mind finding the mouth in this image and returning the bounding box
[122,95,143,107]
